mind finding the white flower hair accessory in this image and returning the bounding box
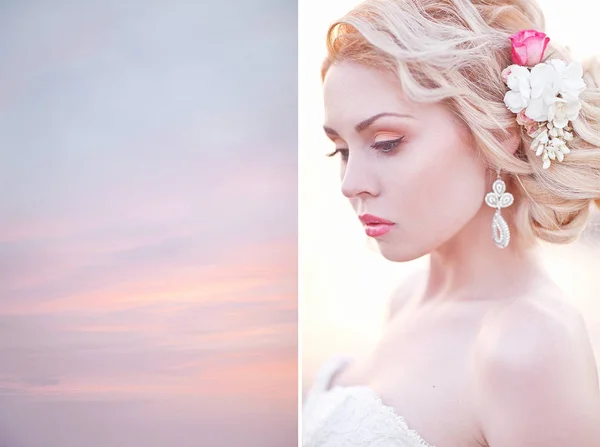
[501,30,586,169]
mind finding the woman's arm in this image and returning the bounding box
[474,298,600,446]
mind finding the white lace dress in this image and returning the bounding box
[302,356,436,447]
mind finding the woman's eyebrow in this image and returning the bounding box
[323,112,415,136]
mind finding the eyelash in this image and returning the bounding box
[326,148,349,160]
[326,136,405,160]
[371,136,405,153]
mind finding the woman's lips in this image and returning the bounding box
[364,223,394,237]
[359,214,395,237]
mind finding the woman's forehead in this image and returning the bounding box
[323,63,416,118]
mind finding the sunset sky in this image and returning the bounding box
[0,1,297,446]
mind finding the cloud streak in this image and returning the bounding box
[0,0,297,445]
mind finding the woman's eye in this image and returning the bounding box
[370,136,405,153]
[326,148,349,161]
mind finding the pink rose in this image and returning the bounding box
[516,110,540,134]
[509,29,550,66]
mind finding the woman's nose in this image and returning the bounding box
[340,155,378,199]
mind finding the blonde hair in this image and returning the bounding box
[322,0,600,247]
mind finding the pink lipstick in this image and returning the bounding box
[359,214,395,237]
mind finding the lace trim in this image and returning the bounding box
[331,385,436,447]
[304,356,436,447]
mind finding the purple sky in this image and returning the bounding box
[0,1,297,446]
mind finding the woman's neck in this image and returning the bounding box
[421,202,547,304]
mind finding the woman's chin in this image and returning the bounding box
[375,240,424,263]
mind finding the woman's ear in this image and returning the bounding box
[504,126,522,155]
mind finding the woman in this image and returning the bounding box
[302,0,600,445]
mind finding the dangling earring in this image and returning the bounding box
[484,169,514,249]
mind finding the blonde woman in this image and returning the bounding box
[302,0,600,446]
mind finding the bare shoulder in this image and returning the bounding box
[473,291,600,446]
[387,268,427,320]
[475,292,596,377]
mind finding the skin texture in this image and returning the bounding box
[322,62,600,447]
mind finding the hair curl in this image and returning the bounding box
[322,0,600,246]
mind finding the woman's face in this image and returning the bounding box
[322,62,489,262]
